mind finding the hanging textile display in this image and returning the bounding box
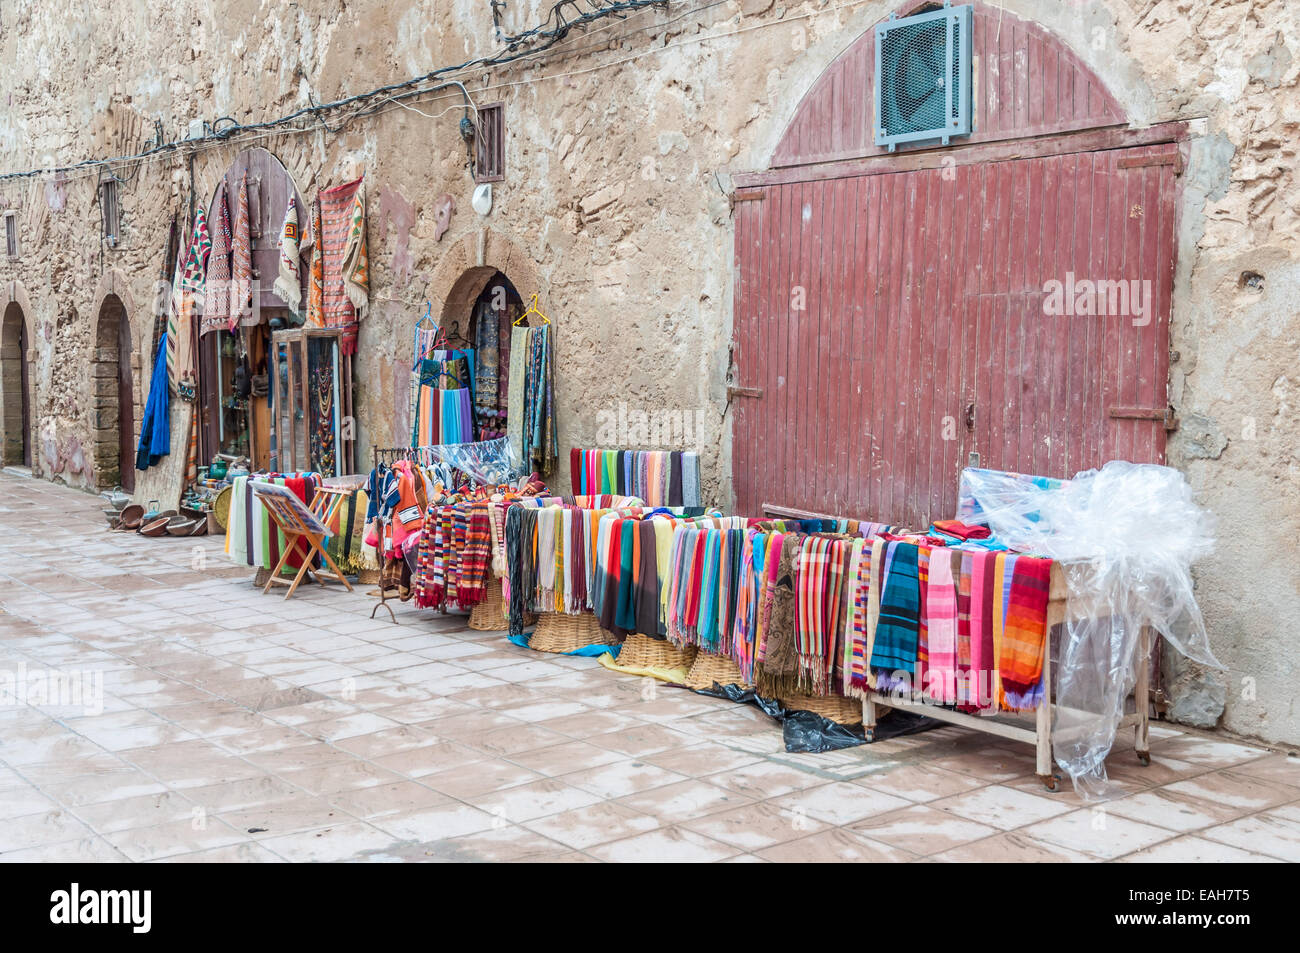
[474,297,501,422]
[506,324,530,462]
[231,172,253,330]
[273,194,302,315]
[570,448,703,507]
[306,196,325,328]
[309,340,338,477]
[318,175,368,355]
[412,349,476,447]
[202,182,233,337]
[173,205,211,398]
[135,333,171,471]
[364,449,546,606]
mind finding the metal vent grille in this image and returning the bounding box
[100,179,120,246]
[875,3,972,150]
[474,103,505,184]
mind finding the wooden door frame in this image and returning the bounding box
[733,121,1190,190]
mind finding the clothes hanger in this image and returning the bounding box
[514,293,550,327]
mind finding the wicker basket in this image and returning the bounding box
[684,651,750,691]
[780,691,864,725]
[357,567,381,586]
[469,577,510,631]
[529,611,618,653]
[617,633,698,672]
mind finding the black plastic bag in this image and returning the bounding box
[695,682,942,753]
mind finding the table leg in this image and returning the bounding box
[1135,625,1151,765]
[863,696,877,743]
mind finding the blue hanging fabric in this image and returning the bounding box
[136,332,171,471]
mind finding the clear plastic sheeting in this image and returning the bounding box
[958,461,1221,798]
[424,436,525,488]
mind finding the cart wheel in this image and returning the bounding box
[1040,774,1058,792]
[864,728,875,743]
[1137,751,1150,766]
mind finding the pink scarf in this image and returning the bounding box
[925,547,959,704]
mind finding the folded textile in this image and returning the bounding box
[931,519,991,541]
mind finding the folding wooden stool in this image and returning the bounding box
[251,482,355,600]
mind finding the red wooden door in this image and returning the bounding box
[731,142,1178,526]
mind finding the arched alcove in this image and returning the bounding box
[92,293,134,491]
[1,300,32,468]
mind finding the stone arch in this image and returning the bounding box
[91,292,136,491]
[429,228,545,338]
[1,282,34,468]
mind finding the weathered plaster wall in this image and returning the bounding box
[0,0,1297,744]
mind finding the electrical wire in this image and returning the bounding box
[1,0,870,187]
[0,0,669,183]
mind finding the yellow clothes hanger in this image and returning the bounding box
[514,293,551,327]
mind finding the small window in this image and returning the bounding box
[474,103,505,183]
[100,178,121,247]
[4,212,17,258]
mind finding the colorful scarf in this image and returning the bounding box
[870,541,921,690]
[999,555,1053,709]
[843,539,873,696]
[794,536,849,695]
[506,325,530,463]
[924,545,959,704]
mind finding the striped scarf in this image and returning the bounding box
[870,541,921,690]
[842,539,872,697]
[925,545,959,704]
[794,536,850,695]
[999,555,1053,709]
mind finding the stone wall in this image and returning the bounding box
[0,0,1296,744]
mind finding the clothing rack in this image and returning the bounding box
[761,504,1152,791]
[367,445,443,623]
[372,445,440,470]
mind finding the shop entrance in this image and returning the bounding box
[1,302,31,468]
[414,270,523,446]
[93,294,135,491]
[199,147,307,473]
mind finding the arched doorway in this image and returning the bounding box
[199,147,308,472]
[729,1,1180,524]
[93,294,135,491]
[414,269,524,446]
[1,302,32,468]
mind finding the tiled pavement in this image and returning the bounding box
[1,472,1297,863]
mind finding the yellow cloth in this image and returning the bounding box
[598,651,692,686]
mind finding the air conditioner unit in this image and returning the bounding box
[874,2,972,151]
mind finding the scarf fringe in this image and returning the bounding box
[1002,682,1045,711]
